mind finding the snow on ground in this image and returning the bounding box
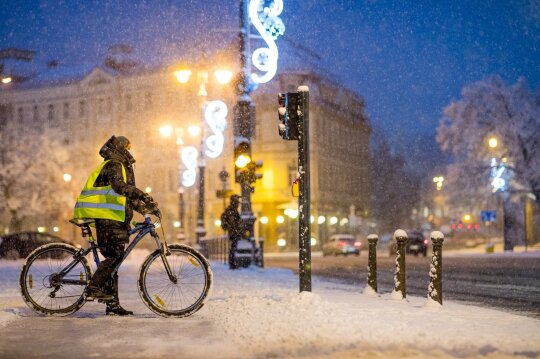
[0,249,539,358]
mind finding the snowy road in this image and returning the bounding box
[1,250,540,358]
[267,251,540,318]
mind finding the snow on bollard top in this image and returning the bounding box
[367,234,378,240]
[297,85,309,92]
[431,231,444,240]
[393,229,407,239]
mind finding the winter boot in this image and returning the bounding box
[105,302,133,316]
[104,274,133,316]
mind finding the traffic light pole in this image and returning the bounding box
[297,87,311,292]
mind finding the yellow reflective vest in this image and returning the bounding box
[73,160,127,222]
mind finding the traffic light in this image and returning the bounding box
[277,92,300,140]
[234,138,251,183]
[246,160,263,183]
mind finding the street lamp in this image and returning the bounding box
[488,137,498,149]
[433,176,444,191]
[159,125,201,241]
[174,67,232,243]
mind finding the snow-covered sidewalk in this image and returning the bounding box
[1,251,539,358]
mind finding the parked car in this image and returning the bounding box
[322,234,362,256]
[0,231,69,259]
[388,230,428,257]
[405,230,428,256]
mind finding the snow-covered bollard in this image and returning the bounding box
[428,231,444,305]
[393,229,408,299]
[366,234,378,293]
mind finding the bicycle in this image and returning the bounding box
[19,213,213,317]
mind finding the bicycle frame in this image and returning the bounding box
[57,216,177,287]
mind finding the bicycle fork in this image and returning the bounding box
[158,237,178,284]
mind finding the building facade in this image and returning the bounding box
[0,61,371,251]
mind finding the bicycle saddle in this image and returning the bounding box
[69,218,95,227]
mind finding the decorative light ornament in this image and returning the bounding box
[490,158,508,192]
[204,100,228,158]
[249,0,285,84]
[181,146,198,187]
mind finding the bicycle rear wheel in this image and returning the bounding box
[138,244,212,317]
[19,243,92,316]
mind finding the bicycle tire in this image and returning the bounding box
[138,244,213,317]
[19,243,92,316]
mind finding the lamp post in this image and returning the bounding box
[174,68,232,244]
[159,125,202,242]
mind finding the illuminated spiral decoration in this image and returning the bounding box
[181,146,198,187]
[204,100,228,159]
[249,0,285,84]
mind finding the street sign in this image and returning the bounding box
[481,210,497,222]
[216,189,234,199]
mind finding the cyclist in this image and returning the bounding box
[74,135,158,316]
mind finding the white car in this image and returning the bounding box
[322,234,362,256]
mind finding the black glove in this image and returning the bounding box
[151,207,161,218]
[140,193,154,204]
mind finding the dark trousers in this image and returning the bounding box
[91,244,125,300]
[228,237,238,269]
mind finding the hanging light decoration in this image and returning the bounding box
[249,0,285,84]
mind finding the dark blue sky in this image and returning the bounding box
[2,0,539,170]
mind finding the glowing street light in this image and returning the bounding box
[159,125,173,138]
[1,77,12,84]
[214,70,233,85]
[63,173,72,182]
[174,70,192,84]
[187,125,201,137]
[488,137,498,149]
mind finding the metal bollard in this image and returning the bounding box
[393,229,408,299]
[428,231,444,304]
[367,234,378,293]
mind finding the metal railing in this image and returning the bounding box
[199,235,230,264]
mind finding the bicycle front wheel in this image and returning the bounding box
[138,244,213,317]
[19,243,92,316]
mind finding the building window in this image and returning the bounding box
[33,105,39,121]
[63,102,70,119]
[79,100,86,116]
[48,104,58,127]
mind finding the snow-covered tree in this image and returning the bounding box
[0,125,74,232]
[437,76,539,204]
[371,139,420,233]
[437,76,540,248]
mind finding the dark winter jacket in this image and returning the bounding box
[94,136,154,245]
[221,204,244,239]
